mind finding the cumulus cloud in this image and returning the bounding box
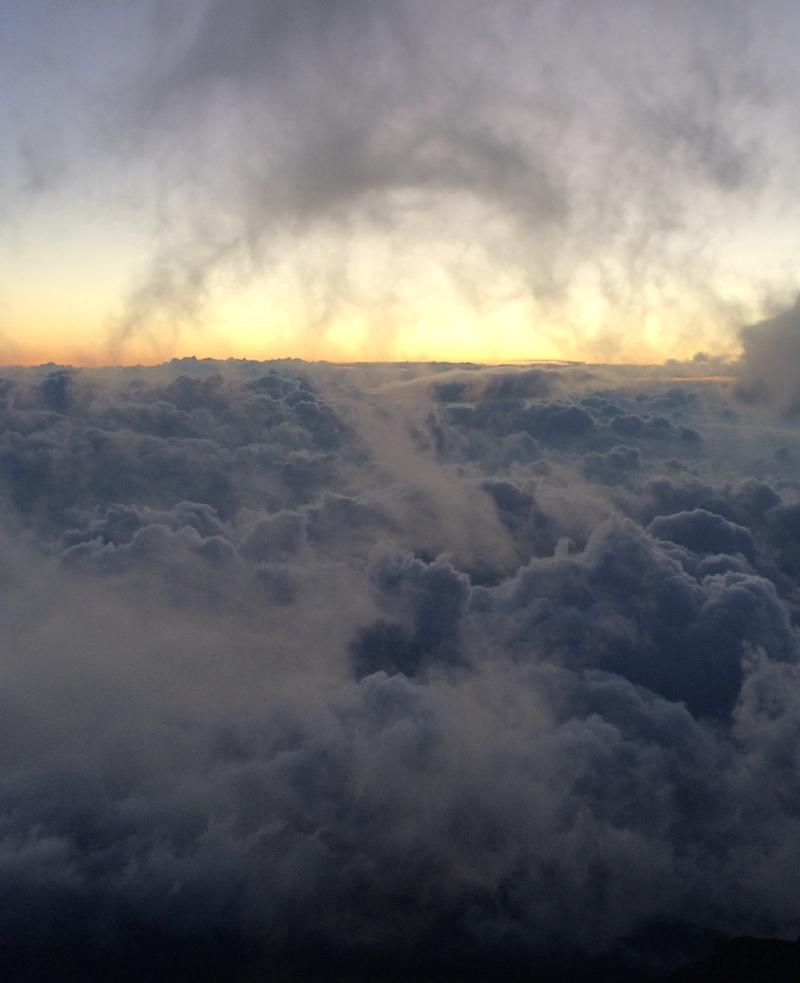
[0,357,798,978]
[736,297,800,415]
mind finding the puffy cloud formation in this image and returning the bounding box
[736,298,800,415]
[0,356,799,979]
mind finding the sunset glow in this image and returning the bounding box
[3,5,800,980]
[3,2,800,367]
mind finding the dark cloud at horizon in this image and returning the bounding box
[0,329,798,978]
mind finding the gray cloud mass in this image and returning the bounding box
[0,345,798,979]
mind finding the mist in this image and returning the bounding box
[4,0,800,362]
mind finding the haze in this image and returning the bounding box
[2,0,800,364]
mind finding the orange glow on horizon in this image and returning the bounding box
[0,302,743,368]
[0,258,747,369]
[0,330,738,370]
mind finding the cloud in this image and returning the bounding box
[0,358,798,978]
[4,1,800,973]
[648,508,756,562]
[6,1,797,362]
[736,297,800,415]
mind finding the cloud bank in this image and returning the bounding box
[0,349,798,978]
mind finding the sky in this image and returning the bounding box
[5,7,800,979]
[3,0,800,366]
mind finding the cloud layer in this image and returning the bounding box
[0,350,798,978]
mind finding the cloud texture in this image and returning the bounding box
[0,349,799,978]
[4,0,800,362]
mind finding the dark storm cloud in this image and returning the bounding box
[0,358,799,979]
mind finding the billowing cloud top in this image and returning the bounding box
[0,352,799,979]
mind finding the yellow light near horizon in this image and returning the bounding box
[0,294,730,368]
[0,238,757,367]
[1,178,796,367]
